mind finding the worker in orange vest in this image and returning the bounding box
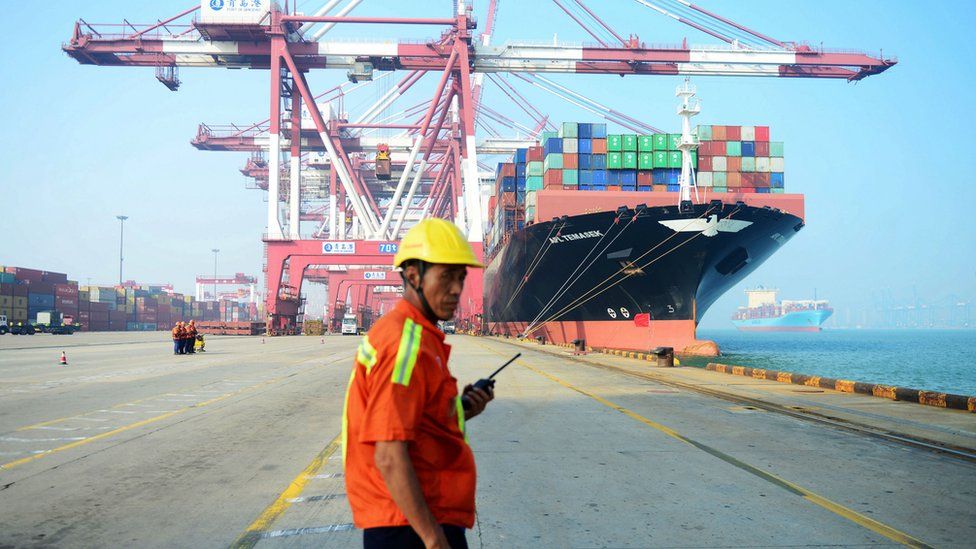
[185,320,198,354]
[343,219,492,549]
[172,322,184,355]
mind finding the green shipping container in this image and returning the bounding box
[527,161,543,176]
[771,188,785,194]
[638,135,655,152]
[769,142,785,157]
[607,152,622,169]
[622,152,638,169]
[638,152,655,170]
[652,151,669,168]
[607,135,622,151]
[668,151,682,168]
[696,125,712,141]
[544,154,563,171]
[725,141,742,157]
[525,176,544,191]
[560,122,578,138]
[622,134,638,151]
[741,157,756,172]
[652,133,668,150]
[668,134,682,150]
[713,186,728,193]
[540,131,558,143]
[562,169,579,185]
[713,172,728,187]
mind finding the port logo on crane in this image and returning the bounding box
[209,0,224,11]
[322,241,356,255]
[363,271,387,280]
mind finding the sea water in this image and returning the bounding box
[694,329,976,395]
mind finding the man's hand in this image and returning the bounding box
[462,385,493,420]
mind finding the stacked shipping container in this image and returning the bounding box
[1,265,262,332]
[695,125,784,194]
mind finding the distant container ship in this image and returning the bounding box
[732,287,832,332]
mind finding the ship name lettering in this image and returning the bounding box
[549,230,603,244]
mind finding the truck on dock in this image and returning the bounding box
[0,312,78,335]
[341,313,358,335]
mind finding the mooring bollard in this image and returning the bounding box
[651,346,674,367]
[536,335,546,345]
[572,338,587,355]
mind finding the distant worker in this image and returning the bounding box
[172,322,184,355]
[194,332,206,353]
[343,218,492,549]
[185,320,198,355]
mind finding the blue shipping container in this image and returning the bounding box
[578,139,593,154]
[741,141,755,157]
[591,155,606,170]
[592,123,607,139]
[667,184,681,192]
[500,177,516,192]
[579,154,592,170]
[579,170,594,184]
[620,171,637,185]
[28,294,55,307]
[592,170,607,185]
[770,172,785,188]
[543,138,563,155]
[515,148,528,163]
[607,170,622,185]
[756,187,771,193]
[516,164,526,178]
[578,123,592,139]
[516,177,526,190]
[637,185,652,192]
[579,184,592,191]
[592,184,607,191]
[621,185,637,191]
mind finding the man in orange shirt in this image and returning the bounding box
[343,219,493,549]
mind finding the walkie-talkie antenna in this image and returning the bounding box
[488,353,521,379]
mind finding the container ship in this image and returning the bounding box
[482,82,805,356]
[732,287,832,332]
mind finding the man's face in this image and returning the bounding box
[406,263,467,321]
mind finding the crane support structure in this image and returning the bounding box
[63,1,894,335]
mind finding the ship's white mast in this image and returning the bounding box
[676,79,701,208]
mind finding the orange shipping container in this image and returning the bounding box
[727,157,742,172]
[591,139,607,154]
[563,153,578,169]
[727,172,742,187]
[712,125,727,141]
[653,185,668,192]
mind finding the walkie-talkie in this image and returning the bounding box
[461,353,521,411]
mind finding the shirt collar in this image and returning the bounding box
[395,299,445,342]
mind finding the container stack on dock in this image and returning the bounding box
[1,265,263,332]
[696,125,784,194]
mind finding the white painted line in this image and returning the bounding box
[159,399,197,402]
[167,394,201,397]
[308,472,343,479]
[144,410,178,413]
[0,436,87,442]
[259,524,355,539]
[30,426,80,431]
[72,417,109,422]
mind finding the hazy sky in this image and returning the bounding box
[2,0,974,329]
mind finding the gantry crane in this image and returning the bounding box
[63,0,893,334]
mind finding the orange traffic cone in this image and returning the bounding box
[59,351,68,366]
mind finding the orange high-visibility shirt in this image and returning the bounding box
[343,299,475,529]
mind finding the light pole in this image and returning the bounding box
[211,249,219,301]
[116,215,128,286]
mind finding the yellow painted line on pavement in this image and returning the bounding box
[474,340,932,549]
[230,434,342,549]
[1,362,323,472]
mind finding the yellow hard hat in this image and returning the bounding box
[393,218,483,268]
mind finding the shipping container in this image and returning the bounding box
[638,135,655,152]
[698,171,713,187]
[607,135,622,151]
[769,142,784,157]
[712,125,727,141]
[698,156,712,171]
[726,141,742,157]
[562,170,579,185]
[755,141,770,157]
[712,156,727,171]
[740,126,755,141]
[741,157,756,172]
[696,125,712,141]
[652,133,668,151]
[563,138,578,154]
[713,172,728,187]
[543,138,563,155]
[578,138,592,154]
[622,151,638,169]
[579,154,591,170]
[741,141,755,157]
[755,126,770,142]
[756,157,771,172]
[727,157,741,172]
[592,139,607,154]
[668,151,682,169]
[622,134,638,152]
[668,134,682,151]
[638,152,654,170]
[563,153,578,169]
[726,125,741,140]
[559,122,578,138]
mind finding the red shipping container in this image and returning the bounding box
[711,126,727,141]
[606,186,622,192]
[727,157,742,172]
[55,283,78,298]
[697,156,712,171]
[591,139,607,154]
[726,125,741,140]
[488,196,497,211]
[562,153,578,169]
[637,171,653,186]
[727,172,742,187]
[499,192,517,207]
[527,146,544,162]
[42,272,68,284]
[499,163,516,177]
[653,185,668,192]
[544,170,563,187]
[56,296,78,308]
[756,172,771,187]
[754,126,770,142]
[754,141,770,156]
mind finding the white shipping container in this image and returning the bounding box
[200,0,273,25]
[697,171,713,187]
[740,126,755,141]
[712,156,727,171]
[756,157,771,173]
[562,138,578,154]
[770,157,785,172]
[526,191,537,206]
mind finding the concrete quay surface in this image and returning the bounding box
[0,332,973,548]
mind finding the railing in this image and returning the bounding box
[198,123,270,139]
